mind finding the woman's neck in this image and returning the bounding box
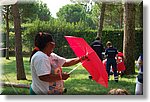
[42,50,51,57]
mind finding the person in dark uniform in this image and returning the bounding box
[90,37,104,61]
[105,41,118,82]
[89,37,104,79]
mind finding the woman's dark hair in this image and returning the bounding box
[29,32,54,62]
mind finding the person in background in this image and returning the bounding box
[90,37,105,61]
[29,32,87,95]
[105,41,118,82]
[117,52,126,77]
[135,54,143,95]
[89,37,104,79]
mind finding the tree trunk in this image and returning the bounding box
[5,5,10,60]
[97,2,106,40]
[119,5,124,29]
[139,1,143,28]
[123,2,136,75]
[12,3,27,80]
[1,82,30,89]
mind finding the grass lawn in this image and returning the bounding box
[0,57,137,95]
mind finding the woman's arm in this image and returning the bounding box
[62,55,88,67]
[62,57,80,67]
[39,73,70,82]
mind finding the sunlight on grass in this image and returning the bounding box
[0,57,16,64]
[1,57,137,95]
[1,57,32,85]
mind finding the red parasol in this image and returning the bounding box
[65,36,108,88]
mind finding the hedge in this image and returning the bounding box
[2,21,143,59]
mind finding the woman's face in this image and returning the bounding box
[46,42,55,54]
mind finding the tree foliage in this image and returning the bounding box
[91,2,124,29]
[19,1,51,23]
[57,4,86,23]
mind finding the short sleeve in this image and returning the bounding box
[57,56,66,67]
[51,53,66,67]
[34,57,51,76]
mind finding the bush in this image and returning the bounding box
[5,20,143,59]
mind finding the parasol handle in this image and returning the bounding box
[67,60,86,74]
[68,63,82,74]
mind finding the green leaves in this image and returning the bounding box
[57,4,86,23]
[19,1,52,23]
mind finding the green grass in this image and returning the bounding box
[0,57,137,95]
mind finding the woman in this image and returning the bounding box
[30,32,87,95]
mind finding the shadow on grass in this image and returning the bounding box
[1,57,137,95]
[1,87,29,95]
[2,57,31,78]
[121,74,137,79]
[1,77,136,95]
[64,77,136,95]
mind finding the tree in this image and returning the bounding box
[2,5,11,59]
[36,1,51,21]
[57,4,86,23]
[139,1,143,28]
[19,3,38,23]
[123,2,136,75]
[19,1,51,23]
[69,0,106,39]
[96,2,106,40]
[12,3,26,80]
[119,4,124,29]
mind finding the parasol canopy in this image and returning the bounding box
[65,36,108,88]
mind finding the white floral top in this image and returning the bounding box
[48,53,66,95]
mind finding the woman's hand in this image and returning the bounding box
[79,54,88,61]
[62,72,70,80]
